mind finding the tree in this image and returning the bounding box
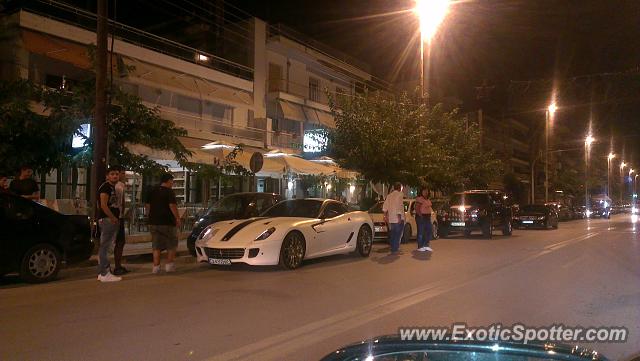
[328,89,502,193]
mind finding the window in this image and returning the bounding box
[138,85,171,106]
[273,118,301,135]
[268,63,283,92]
[175,94,201,115]
[204,100,233,124]
[255,196,276,214]
[322,202,346,219]
[309,77,320,102]
[335,87,346,97]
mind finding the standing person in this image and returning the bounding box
[97,167,123,282]
[9,166,40,200]
[415,187,434,252]
[113,167,129,275]
[0,174,10,193]
[146,173,181,274]
[383,182,405,254]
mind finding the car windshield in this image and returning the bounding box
[450,193,489,206]
[261,199,323,218]
[205,194,248,216]
[521,205,548,213]
[369,202,384,213]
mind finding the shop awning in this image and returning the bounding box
[257,151,335,177]
[123,57,252,105]
[316,110,336,128]
[310,157,358,179]
[303,107,320,125]
[277,100,306,122]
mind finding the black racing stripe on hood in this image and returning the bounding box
[221,217,267,242]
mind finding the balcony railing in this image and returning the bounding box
[159,108,266,143]
[17,0,253,80]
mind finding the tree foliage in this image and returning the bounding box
[328,90,503,193]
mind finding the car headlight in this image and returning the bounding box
[255,227,276,241]
[199,227,217,241]
[585,210,593,217]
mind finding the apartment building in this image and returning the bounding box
[0,2,374,205]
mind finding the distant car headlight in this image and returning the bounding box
[632,207,638,214]
[255,227,276,241]
[586,210,593,217]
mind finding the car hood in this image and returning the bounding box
[196,216,316,246]
[518,212,547,217]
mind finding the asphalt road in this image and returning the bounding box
[1,214,639,361]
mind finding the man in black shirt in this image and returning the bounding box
[9,166,39,200]
[96,167,123,282]
[146,172,181,274]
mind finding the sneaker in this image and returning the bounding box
[152,265,161,274]
[417,247,428,252]
[98,272,122,282]
[113,267,130,276]
[425,246,433,252]
[165,263,176,273]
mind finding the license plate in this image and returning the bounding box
[451,222,465,227]
[208,258,231,265]
[374,226,386,232]
[523,221,534,224]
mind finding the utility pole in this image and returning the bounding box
[91,0,108,218]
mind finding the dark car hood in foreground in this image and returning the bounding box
[320,335,607,361]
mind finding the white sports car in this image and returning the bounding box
[194,199,374,269]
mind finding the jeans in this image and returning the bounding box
[416,215,428,248]
[98,218,119,276]
[388,221,404,252]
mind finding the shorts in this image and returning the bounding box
[150,225,178,251]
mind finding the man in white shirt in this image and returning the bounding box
[383,182,405,254]
[113,167,130,275]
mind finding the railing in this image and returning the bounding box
[160,107,266,143]
[272,132,303,150]
[18,0,254,80]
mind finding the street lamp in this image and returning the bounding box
[607,153,615,199]
[414,0,450,98]
[620,161,627,203]
[544,102,557,203]
[584,135,595,211]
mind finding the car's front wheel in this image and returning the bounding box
[356,225,372,257]
[20,244,61,283]
[278,231,306,270]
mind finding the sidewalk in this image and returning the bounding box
[72,239,192,270]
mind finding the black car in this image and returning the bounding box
[187,192,283,255]
[513,204,559,229]
[439,190,513,238]
[0,192,93,283]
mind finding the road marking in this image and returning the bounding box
[205,232,599,361]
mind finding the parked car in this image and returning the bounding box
[368,199,438,243]
[0,192,93,283]
[572,205,586,219]
[187,192,283,255]
[513,204,559,229]
[587,195,611,219]
[194,199,373,269]
[439,190,513,238]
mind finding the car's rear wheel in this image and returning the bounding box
[356,225,372,257]
[482,221,493,239]
[401,224,411,244]
[502,220,512,236]
[278,232,306,270]
[431,221,439,240]
[20,244,61,283]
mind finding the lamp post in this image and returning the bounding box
[545,102,557,203]
[620,161,627,203]
[584,135,595,211]
[414,0,449,98]
[607,153,615,199]
[629,168,635,205]
[635,174,639,200]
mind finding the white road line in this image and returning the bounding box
[205,231,599,361]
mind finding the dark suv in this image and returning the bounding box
[439,190,513,238]
[187,192,283,255]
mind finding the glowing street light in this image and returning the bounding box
[584,134,595,211]
[548,102,557,115]
[414,0,450,98]
[585,135,595,146]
